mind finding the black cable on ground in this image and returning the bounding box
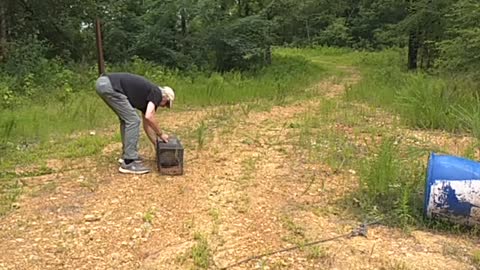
[220,220,382,269]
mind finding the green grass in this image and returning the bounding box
[0,90,113,144]
[143,208,156,224]
[335,48,480,230]
[0,175,22,216]
[0,166,55,215]
[239,156,258,184]
[355,138,426,228]
[280,214,306,245]
[276,46,360,65]
[306,246,328,260]
[346,49,480,139]
[174,231,211,268]
[0,49,327,145]
[0,48,328,173]
[0,132,112,217]
[291,82,433,229]
[294,101,426,228]
[296,99,363,172]
[191,232,211,269]
[195,121,208,150]
[1,133,112,171]
[472,250,480,268]
[116,50,328,108]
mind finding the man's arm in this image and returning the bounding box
[144,101,169,143]
[143,116,157,146]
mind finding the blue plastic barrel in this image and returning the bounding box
[425,153,480,226]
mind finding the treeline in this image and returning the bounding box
[0,0,479,74]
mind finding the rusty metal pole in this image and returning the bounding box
[95,17,105,76]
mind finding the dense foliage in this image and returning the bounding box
[0,0,479,110]
[1,0,478,73]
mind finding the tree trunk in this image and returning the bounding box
[305,19,311,46]
[180,8,187,36]
[244,1,250,16]
[95,18,105,76]
[237,0,242,17]
[220,0,227,11]
[265,46,271,65]
[0,0,6,60]
[408,30,419,70]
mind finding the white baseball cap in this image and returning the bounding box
[160,86,175,108]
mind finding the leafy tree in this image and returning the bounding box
[350,0,408,49]
[399,0,450,70]
[437,0,480,75]
[0,0,476,75]
[209,15,272,71]
[315,18,352,47]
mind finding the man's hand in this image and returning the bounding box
[160,133,169,143]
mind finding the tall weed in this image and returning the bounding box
[357,138,426,227]
[0,50,325,145]
[347,49,480,138]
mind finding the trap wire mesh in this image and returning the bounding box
[156,135,184,175]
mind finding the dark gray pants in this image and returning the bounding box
[95,76,140,160]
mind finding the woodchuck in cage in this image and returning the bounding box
[156,135,184,175]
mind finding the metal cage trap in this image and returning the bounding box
[156,135,184,175]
